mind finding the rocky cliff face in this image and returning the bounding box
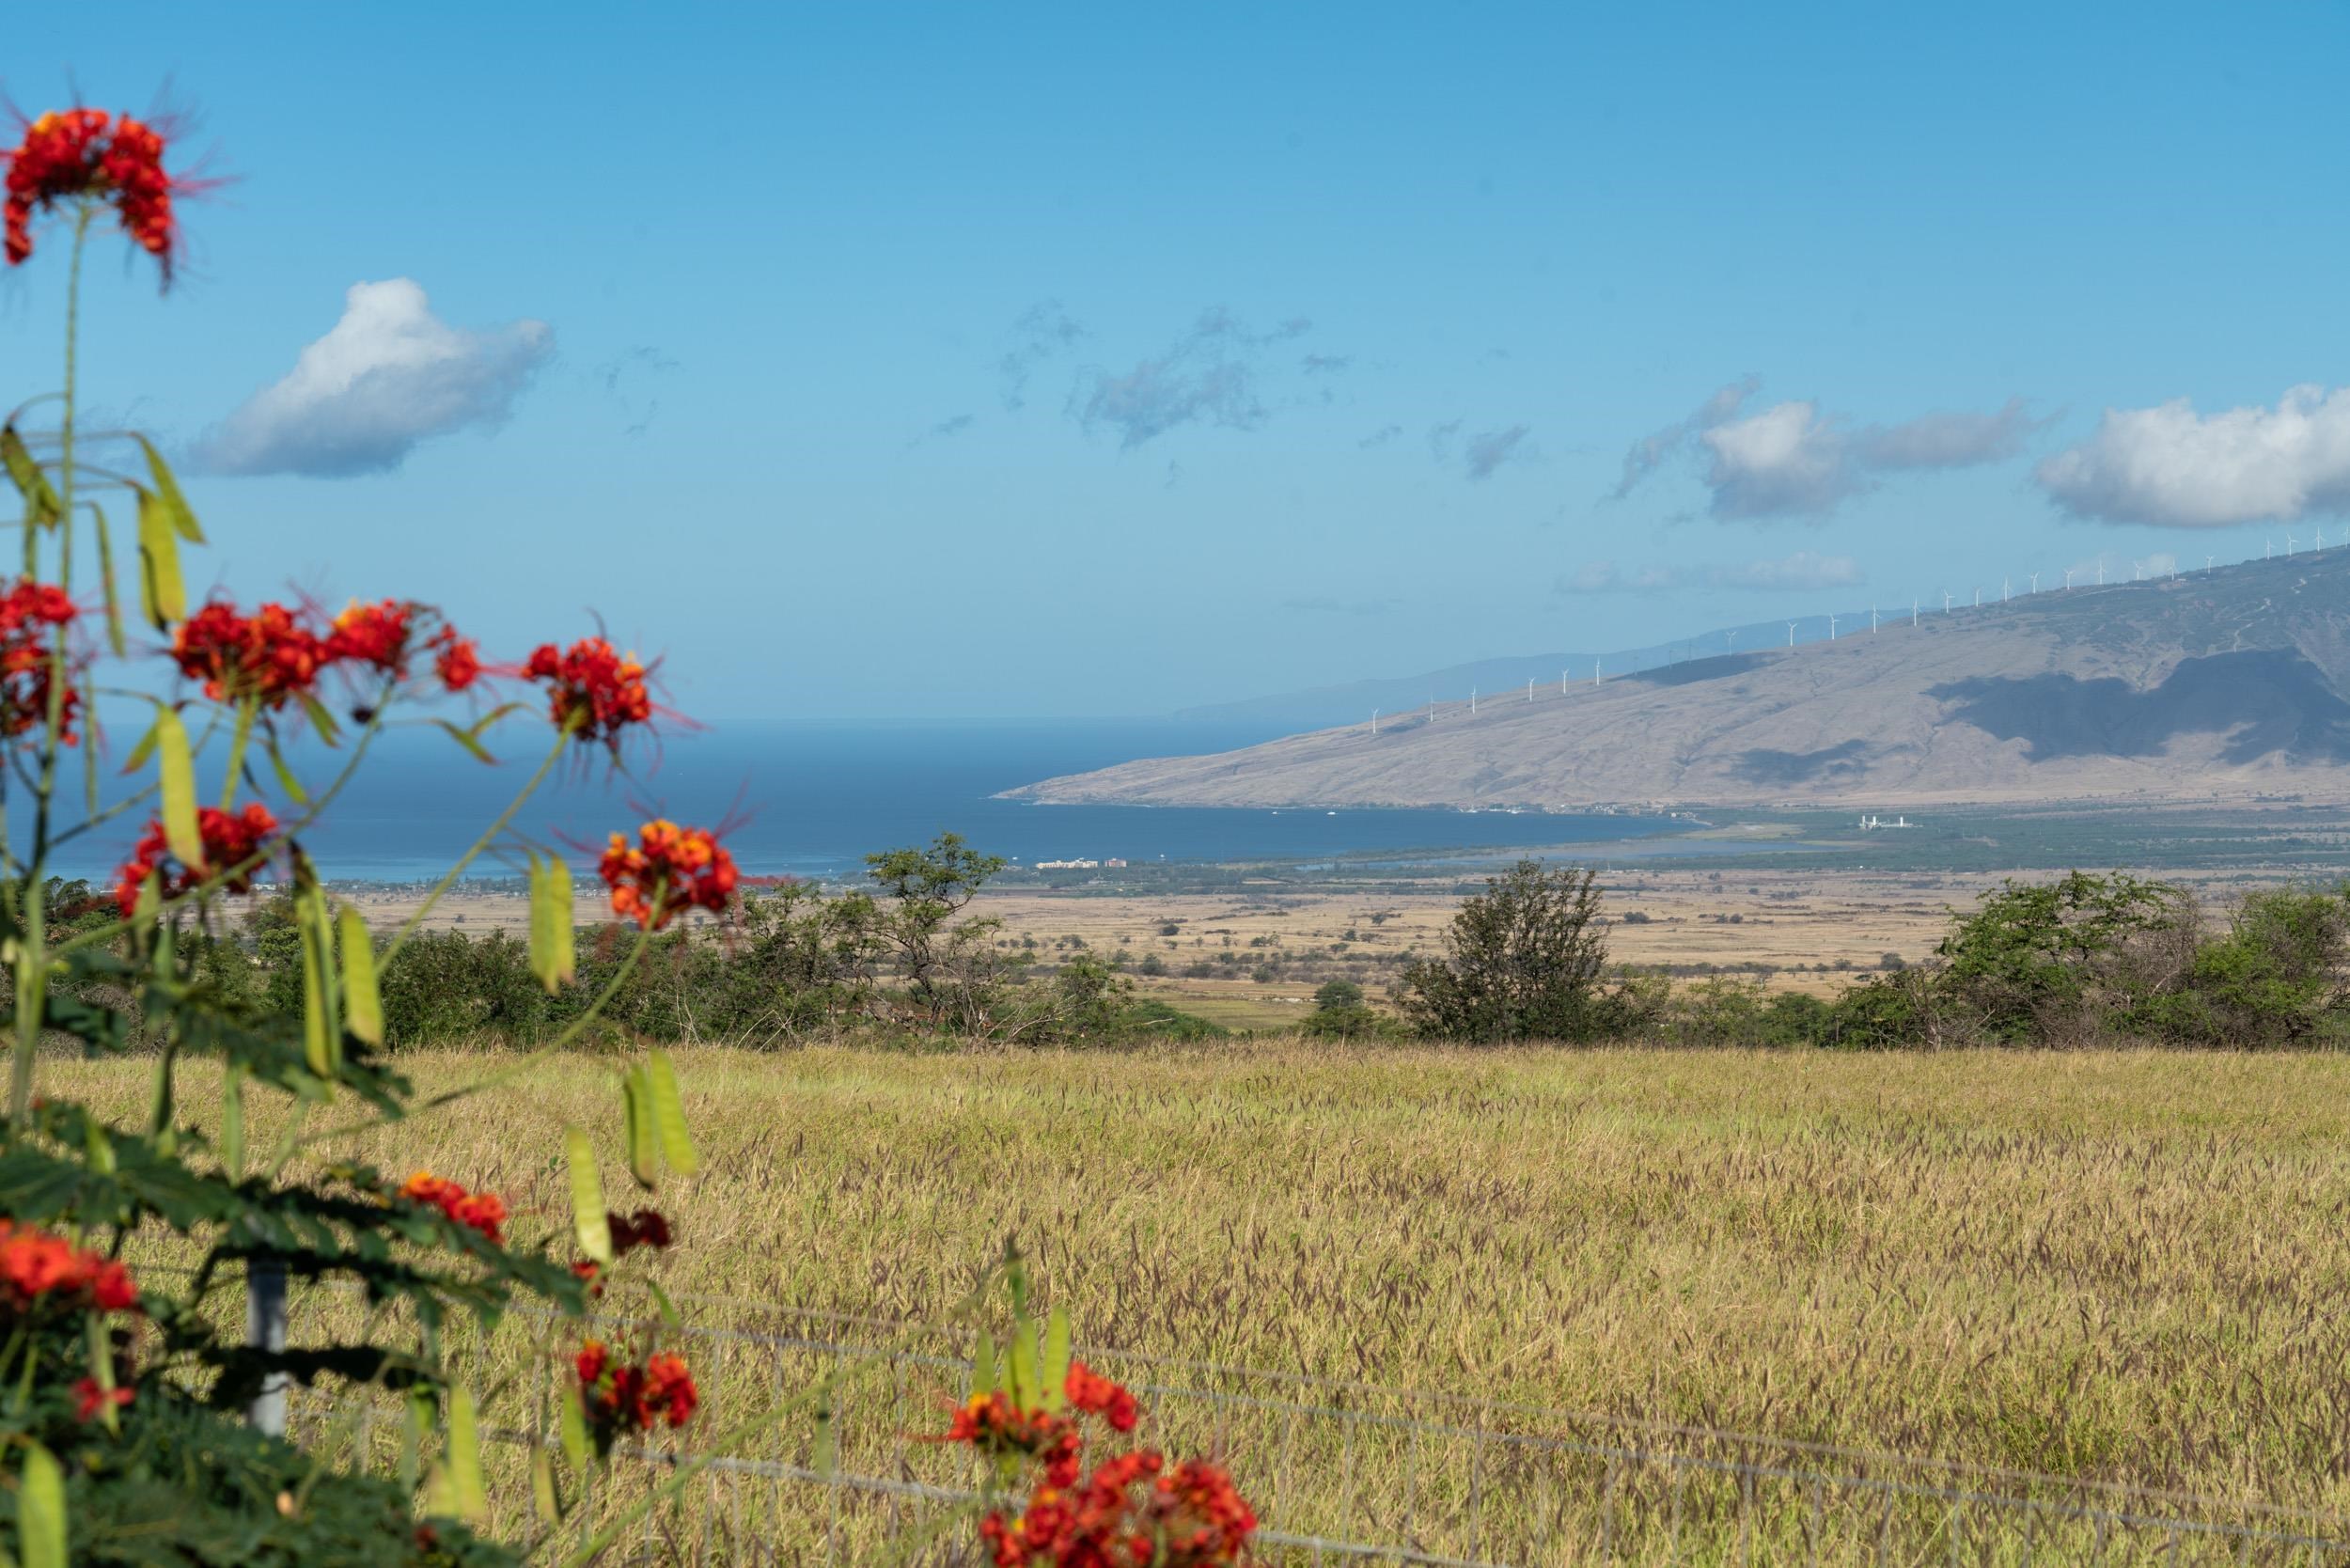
[1008,552,2350,809]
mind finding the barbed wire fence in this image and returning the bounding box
[288,1287,2350,1566]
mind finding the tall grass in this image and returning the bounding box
[58,1039,2350,1519]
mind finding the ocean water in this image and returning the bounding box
[51,719,1673,885]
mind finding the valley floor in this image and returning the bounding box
[62,1042,2350,1513]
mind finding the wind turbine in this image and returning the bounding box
[1469,686,1477,714]
[2064,568,2075,589]
[1942,591,1953,615]
[2266,538,2274,559]
[1592,658,1601,688]
[1973,587,1982,607]
[2096,560,2105,586]
[2130,559,2140,582]
[2029,572,2040,593]
[1911,600,1919,627]
[1526,678,1534,703]
[1723,630,1735,655]
[2205,555,2214,575]
[2001,577,2011,603]
[1829,612,1841,640]
[1786,620,1797,648]
[1371,709,1379,735]
[1871,605,1879,633]
[2288,532,2298,556]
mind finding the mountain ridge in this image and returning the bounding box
[1010,551,2350,810]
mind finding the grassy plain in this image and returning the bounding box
[60,1042,2350,1517]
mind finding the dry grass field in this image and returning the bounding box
[60,1041,2350,1524]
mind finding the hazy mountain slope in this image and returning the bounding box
[1010,552,2350,808]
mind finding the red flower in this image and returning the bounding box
[430,628,481,693]
[399,1171,506,1243]
[0,579,80,743]
[1064,1361,1140,1434]
[639,1352,698,1428]
[608,1207,672,1256]
[110,801,278,917]
[3,107,188,282]
[171,600,328,709]
[71,1376,133,1423]
[574,1340,698,1447]
[600,820,738,930]
[524,636,651,747]
[0,1220,140,1317]
[322,598,415,674]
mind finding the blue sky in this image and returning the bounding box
[8,3,2349,719]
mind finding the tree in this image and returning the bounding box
[865,833,1014,1028]
[1396,860,1617,1042]
[1302,979,1380,1040]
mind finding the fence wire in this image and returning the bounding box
[287,1288,2350,1567]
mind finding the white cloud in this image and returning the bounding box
[1701,402,1859,517]
[1558,550,1862,595]
[199,279,552,478]
[1616,383,2041,519]
[2036,385,2350,527]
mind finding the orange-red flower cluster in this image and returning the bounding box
[172,597,484,709]
[0,1219,137,1315]
[1065,1360,1139,1433]
[599,820,738,929]
[574,1341,698,1449]
[525,637,650,746]
[399,1172,507,1244]
[0,580,79,743]
[950,1362,1257,1568]
[171,601,326,709]
[979,1452,1257,1568]
[3,108,182,279]
[111,801,278,917]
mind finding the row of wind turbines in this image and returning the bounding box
[1364,525,2341,735]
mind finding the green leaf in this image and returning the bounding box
[265,738,309,806]
[133,432,205,542]
[557,1382,591,1472]
[88,500,124,656]
[297,690,341,746]
[446,1383,488,1520]
[402,1388,434,1494]
[528,855,574,993]
[645,1049,698,1177]
[645,1277,681,1329]
[17,1442,64,1568]
[567,1126,611,1264]
[432,718,498,763]
[532,1449,560,1525]
[1042,1306,1072,1412]
[972,1328,997,1397]
[621,1066,658,1190]
[812,1404,838,1480]
[1007,1321,1038,1414]
[119,707,162,776]
[299,886,338,1081]
[340,904,383,1045]
[154,706,202,870]
[220,1065,245,1180]
[2,425,60,530]
[135,485,186,628]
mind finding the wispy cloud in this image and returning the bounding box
[1067,307,1312,448]
[2037,385,2350,527]
[1358,424,1404,448]
[197,279,552,478]
[908,412,976,447]
[1559,550,1864,595]
[1463,424,1534,481]
[1614,381,2042,519]
[1301,353,1352,375]
[998,300,1088,411]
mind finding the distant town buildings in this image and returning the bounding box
[1034,856,1128,870]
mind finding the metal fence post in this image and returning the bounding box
[246,1252,288,1436]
